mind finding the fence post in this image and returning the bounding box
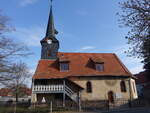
[14,101,17,113]
[78,91,82,111]
[50,101,52,113]
[107,100,109,111]
[33,102,35,109]
[128,100,132,108]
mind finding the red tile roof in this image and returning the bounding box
[33,52,133,79]
[91,57,104,63]
[0,87,31,97]
[59,55,70,62]
[0,88,12,97]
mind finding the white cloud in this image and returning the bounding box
[19,0,39,6]
[11,26,44,47]
[29,68,35,74]
[130,65,144,74]
[76,46,96,52]
[113,44,129,55]
[121,56,143,74]
[80,46,96,50]
[122,57,142,65]
[113,44,144,74]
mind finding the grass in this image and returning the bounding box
[0,107,49,113]
[0,106,76,113]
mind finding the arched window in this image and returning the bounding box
[120,81,126,92]
[86,81,92,93]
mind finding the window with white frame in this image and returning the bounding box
[60,63,69,72]
[95,63,104,71]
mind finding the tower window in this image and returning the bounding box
[60,63,69,72]
[120,81,127,92]
[95,63,104,71]
[86,81,92,93]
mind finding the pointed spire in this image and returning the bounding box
[46,0,58,38]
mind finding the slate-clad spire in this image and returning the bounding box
[46,0,58,38]
[40,0,59,60]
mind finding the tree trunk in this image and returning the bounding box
[16,92,18,102]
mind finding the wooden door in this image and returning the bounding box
[108,91,114,103]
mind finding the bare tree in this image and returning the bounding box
[0,38,30,81]
[3,62,31,102]
[0,11,31,83]
[118,0,150,77]
[0,10,11,34]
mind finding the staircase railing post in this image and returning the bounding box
[63,80,66,107]
[78,91,82,111]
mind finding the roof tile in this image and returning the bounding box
[33,52,132,79]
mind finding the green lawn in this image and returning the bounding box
[0,106,74,113]
[0,107,49,113]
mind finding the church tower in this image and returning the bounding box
[41,0,59,60]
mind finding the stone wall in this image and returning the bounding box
[71,77,138,101]
[31,77,138,103]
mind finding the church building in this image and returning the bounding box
[31,1,138,109]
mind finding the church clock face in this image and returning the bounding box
[47,39,52,44]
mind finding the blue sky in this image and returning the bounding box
[0,0,143,80]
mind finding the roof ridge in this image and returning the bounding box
[58,52,114,54]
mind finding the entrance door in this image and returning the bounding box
[108,91,114,103]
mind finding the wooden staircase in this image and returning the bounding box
[65,86,78,103]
